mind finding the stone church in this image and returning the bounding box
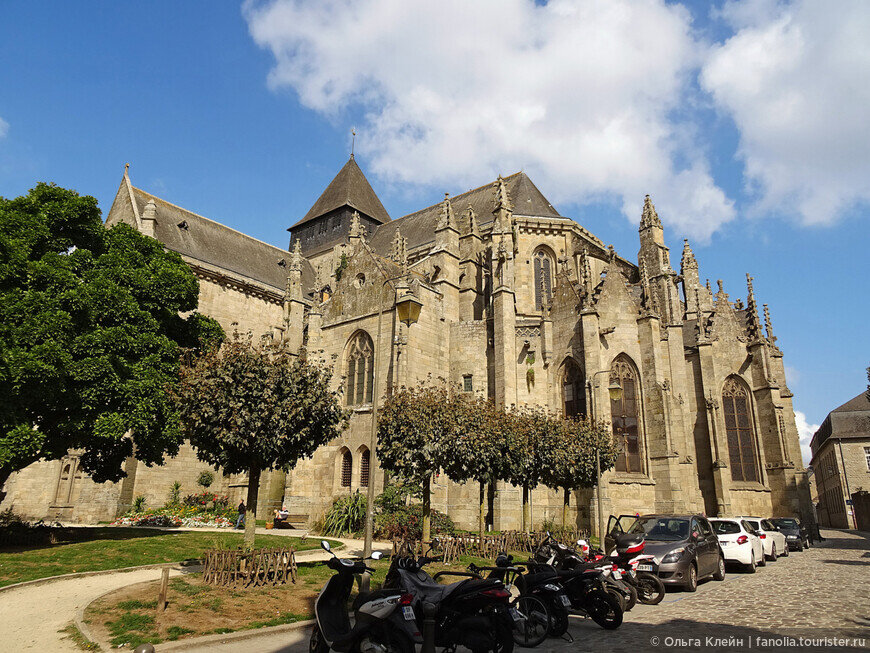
[1,157,814,533]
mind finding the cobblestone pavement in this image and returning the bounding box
[180,529,870,653]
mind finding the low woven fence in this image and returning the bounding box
[202,547,297,587]
[392,528,588,564]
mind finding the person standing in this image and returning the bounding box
[236,500,246,529]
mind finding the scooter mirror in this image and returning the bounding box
[320,540,331,552]
[371,551,384,560]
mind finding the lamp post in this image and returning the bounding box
[588,369,622,547]
[361,274,422,591]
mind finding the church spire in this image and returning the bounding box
[763,303,775,341]
[681,239,697,274]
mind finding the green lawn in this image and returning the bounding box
[0,527,338,588]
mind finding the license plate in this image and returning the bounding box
[560,594,571,607]
[611,570,621,579]
[402,606,415,621]
[510,608,525,622]
[637,564,653,572]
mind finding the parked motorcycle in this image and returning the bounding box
[606,534,666,605]
[310,540,414,653]
[383,542,517,652]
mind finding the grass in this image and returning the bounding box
[84,551,523,649]
[0,527,339,588]
[60,623,101,651]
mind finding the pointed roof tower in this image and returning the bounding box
[293,156,391,229]
[639,194,662,231]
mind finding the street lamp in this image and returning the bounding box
[361,274,422,592]
[589,371,622,548]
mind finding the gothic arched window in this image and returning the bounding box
[340,448,352,488]
[533,248,554,310]
[345,331,374,406]
[359,447,370,488]
[561,359,586,418]
[610,356,643,473]
[722,377,760,483]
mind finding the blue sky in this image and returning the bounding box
[1,1,868,461]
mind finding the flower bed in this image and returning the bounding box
[111,507,238,529]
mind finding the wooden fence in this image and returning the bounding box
[391,528,588,564]
[202,547,297,587]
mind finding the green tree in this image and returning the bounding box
[377,381,460,543]
[506,406,562,533]
[439,395,523,540]
[0,183,222,491]
[541,416,618,526]
[174,335,347,546]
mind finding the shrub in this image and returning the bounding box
[167,481,182,507]
[132,495,147,513]
[0,508,26,527]
[197,470,215,488]
[375,504,455,540]
[374,483,418,514]
[183,492,229,509]
[323,492,367,536]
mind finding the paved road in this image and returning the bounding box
[178,529,870,653]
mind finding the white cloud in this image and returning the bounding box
[244,0,735,240]
[701,0,870,225]
[0,117,8,139]
[793,410,819,467]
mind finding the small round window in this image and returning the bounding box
[354,273,366,288]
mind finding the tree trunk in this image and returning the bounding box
[562,487,570,527]
[422,475,432,544]
[244,465,261,549]
[522,485,531,534]
[478,481,486,541]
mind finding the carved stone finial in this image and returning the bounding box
[640,194,662,230]
[143,199,157,221]
[289,238,303,272]
[494,175,513,213]
[746,272,762,339]
[391,228,406,264]
[763,303,774,340]
[437,193,456,230]
[465,206,480,237]
[607,244,616,263]
[681,238,697,273]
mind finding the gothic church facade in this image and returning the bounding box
[1,158,813,532]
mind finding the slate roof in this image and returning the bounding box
[293,156,391,228]
[369,172,561,254]
[831,392,870,414]
[128,187,314,293]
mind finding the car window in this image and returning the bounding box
[741,520,757,534]
[691,518,702,537]
[773,518,798,528]
[711,520,740,535]
[629,517,690,541]
[699,519,714,536]
[761,519,774,530]
[747,520,761,531]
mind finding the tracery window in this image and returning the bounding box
[722,377,760,483]
[345,331,374,406]
[340,449,352,488]
[561,359,586,418]
[533,248,554,310]
[610,356,643,473]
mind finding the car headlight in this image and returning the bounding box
[661,547,686,564]
[786,535,798,539]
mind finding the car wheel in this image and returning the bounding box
[796,541,803,552]
[713,555,726,581]
[758,548,767,567]
[783,544,789,557]
[769,543,777,562]
[684,563,698,592]
[747,551,756,573]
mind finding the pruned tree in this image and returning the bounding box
[174,334,348,546]
[541,416,618,526]
[0,183,222,492]
[505,405,563,534]
[439,395,524,540]
[377,381,459,543]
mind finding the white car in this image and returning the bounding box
[709,518,765,572]
[737,516,789,561]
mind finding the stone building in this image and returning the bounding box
[810,392,870,529]
[1,157,813,532]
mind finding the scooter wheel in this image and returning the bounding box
[585,590,623,630]
[310,624,329,653]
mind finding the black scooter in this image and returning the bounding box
[384,543,518,652]
[310,540,414,653]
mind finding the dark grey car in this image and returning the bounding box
[606,514,725,592]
